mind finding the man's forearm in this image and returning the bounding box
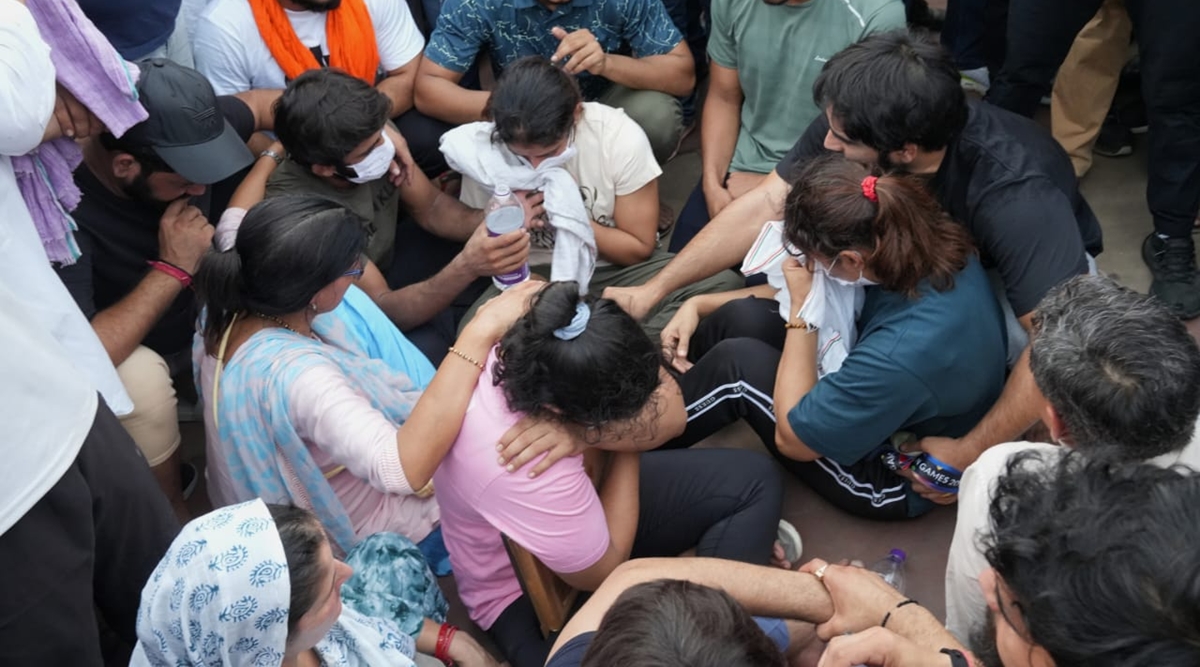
[378,70,415,117]
[883,603,968,654]
[416,189,485,242]
[962,346,1043,455]
[598,452,640,560]
[373,254,478,330]
[641,177,786,302]
[700,86,741,187]
[611,558,834,622]
[91,271,186,366]
[413,74,489,124]
[602,52,695,96]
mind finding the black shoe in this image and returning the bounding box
[1095,115,1133,157]
[1115,101,1148,134]
[1142,233,1200,318]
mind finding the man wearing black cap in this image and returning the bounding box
[55,58,276,521]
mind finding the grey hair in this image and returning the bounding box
[1030,275,1200,459]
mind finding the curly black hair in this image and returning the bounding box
[984,450,1200,666]
[493,281,662,436]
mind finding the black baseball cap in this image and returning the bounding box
[121,59,253,184]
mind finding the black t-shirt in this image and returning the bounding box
[776,101,1102,318]
[545,632,594,667]
[56,96,255,357]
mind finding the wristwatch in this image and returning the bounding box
[259,148,284,166]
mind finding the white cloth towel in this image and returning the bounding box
[741,220,863,377]
[439,122,597,293]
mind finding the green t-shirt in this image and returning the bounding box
[707,0,905,174]
[266,160,400,270]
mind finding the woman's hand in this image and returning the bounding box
[660,299,702,372]
[782,257,815,314]
[496,416,588,477]
[448,630,505,667]
[798,559,908,641]
[465,280,543,342]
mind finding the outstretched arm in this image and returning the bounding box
[550,558,835,660]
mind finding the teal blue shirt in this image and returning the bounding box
[787,256,1006,467]
[425,0,682,98]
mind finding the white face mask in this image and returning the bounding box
[815,254,878,287]
[514,140,578,171]
[343,133,395,184]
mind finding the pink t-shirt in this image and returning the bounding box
[433,351,611,629]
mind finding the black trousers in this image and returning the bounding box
[488,447,784,667]
[987,0,1200,237]
[0,398,180,666]
[666,297,913,521]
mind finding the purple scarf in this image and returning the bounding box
[16,0,147,265]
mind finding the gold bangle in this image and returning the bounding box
[447,346,485,369]
[785,319,816,331]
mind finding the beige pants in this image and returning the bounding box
[116,346,182,467]
[1050,0,1132,177]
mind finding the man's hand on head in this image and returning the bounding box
[53,83,103,139]
[550,27,607,76]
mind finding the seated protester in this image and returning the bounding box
[244,68,535,364]
[659,157,1007,519]
[434,281,789,667]
[77,0,193,66]
[131,500,500,666]
[670,0,904,251]
[608,30,1100,481]
[944,275,1200,647]
[193,0,453,177]
[415,0,695,163]
[54,58,275,521]
[808,452,1200,667]
[546,558,838,667]
[457,57,741,342]
[192,196,539,565]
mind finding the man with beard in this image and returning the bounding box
[807,452,1200,667]
[606,30,1101,490]
[193,0,450,177]
[667,0,904,251]
[55,59,275,521]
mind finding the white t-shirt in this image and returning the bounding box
[193,0,424,94]
[943,433,1200,646]
[461,102,662,267]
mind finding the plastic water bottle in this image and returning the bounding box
[868,548,908,593]
[484,184,530,290]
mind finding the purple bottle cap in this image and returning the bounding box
[889,548,907,562]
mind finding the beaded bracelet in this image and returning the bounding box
[447,346,484,370]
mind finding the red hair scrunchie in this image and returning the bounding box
[861,175,879,203]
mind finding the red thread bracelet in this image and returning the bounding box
[147,260,193,288]
[435,623,458,665]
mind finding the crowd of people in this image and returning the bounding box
[2,0,1198,665]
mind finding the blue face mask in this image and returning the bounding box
[815,254,878,287]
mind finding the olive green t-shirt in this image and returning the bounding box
[266,160,400,270]
[708,0,905,174]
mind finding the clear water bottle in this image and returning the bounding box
[868,548,907,594]
[484,184,530,290]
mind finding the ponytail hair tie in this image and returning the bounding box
[553,302,591,340]
[861,175,879,203]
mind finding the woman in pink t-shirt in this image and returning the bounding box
[434,281,790,667]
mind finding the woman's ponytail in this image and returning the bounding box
[195,245,247,353]
[868,174,974,295]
